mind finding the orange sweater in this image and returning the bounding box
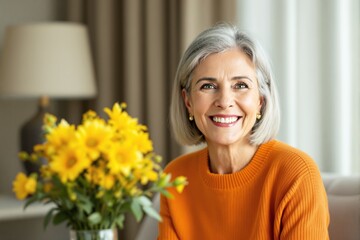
[158,140,330,239]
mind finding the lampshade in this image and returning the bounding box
[0,22,97,175]
[0,22,97,98]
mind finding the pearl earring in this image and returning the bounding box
[189,115,194,121]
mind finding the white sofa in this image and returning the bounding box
[135,174,360,240]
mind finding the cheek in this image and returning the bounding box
[239,94,261,112]
[191,93,211,111]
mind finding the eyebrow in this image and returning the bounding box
[194,76,254,86]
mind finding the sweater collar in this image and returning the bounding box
[199,140,276,189]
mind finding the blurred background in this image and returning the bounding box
[0,0,358,239]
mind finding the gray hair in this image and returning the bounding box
[170,23,280,146]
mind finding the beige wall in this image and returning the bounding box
[0,0,68,239]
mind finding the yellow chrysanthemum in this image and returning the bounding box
[101,174,115,190]
[11,102,188,229]
[104,103,140,134]
[40,165,53,179]
[133,158,158,185]
[44,120,76,156]
[118,176,140,195]
[50,145,90,183]
[82,110,98,122]
[107,142,141,176]
[85,164,105,186]
[76,119,113,160]
[140,169,158,185]
[12,173,37,200]
[133,132,153,153]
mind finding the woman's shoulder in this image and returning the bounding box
[266,140,321,176]
[269,140,314,162]
[164,147,208,175]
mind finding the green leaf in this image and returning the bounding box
[88,212,102,225]
[24,195,40,209]
[119,201,131,213]
[43,208,56,229]
[115,214,125,229]
[53,211,68,225]
[143,206,162,222]
[138,196,152,207]
[76,193,93,214]
[63,198,74,209]
[159,189,173,199]
[158,173,171,187]
[130,200,143,222]
[102,218,111,229]
[102,192,115,207]
[75,208,85,222]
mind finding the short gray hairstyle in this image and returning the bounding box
[170,23,280,146]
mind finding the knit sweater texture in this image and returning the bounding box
[158,140,330,239]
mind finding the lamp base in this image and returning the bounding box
[20,97,49,175]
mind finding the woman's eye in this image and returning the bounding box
[234,82,248,89]
[200,83,216,90]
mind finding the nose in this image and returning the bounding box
[214,88,234,109]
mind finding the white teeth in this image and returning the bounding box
[212,116,238,123]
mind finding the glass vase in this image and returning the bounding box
[69,228,118,240]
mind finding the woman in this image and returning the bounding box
[158,24,329,239]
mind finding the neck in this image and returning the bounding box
[207,141,258,174]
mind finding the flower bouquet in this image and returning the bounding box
[12,103,187,238]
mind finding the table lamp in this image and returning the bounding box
[0,22,97,174]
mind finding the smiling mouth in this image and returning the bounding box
[211,116,240,124]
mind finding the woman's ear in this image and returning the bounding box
[182,88,192,112]
[258,95,264,112]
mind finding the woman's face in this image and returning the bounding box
[183,48,262,147]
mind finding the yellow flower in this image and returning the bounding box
[86,165,105,185]
[133,132,153,153]
[140,170,158,185]
[50,145,90,183]
[133,158,159,185]
[40,165,53,179]
[173,176,188,193]
[12,173,37,200]
[82,110,98,122]
[107,142,141,176]
[117,175,138,194]
[11,102,188,230]
[76,118,113,160]
[44,120,76,156]
[104,103,140,134]
[101,175,115,190]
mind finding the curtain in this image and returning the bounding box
[63,0,236,238]
[237,0,360,175]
